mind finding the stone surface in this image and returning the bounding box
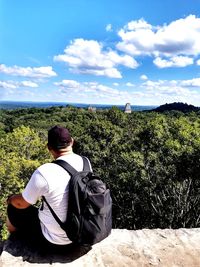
[1,228,200,266]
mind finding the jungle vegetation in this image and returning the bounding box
[0,105,200,240]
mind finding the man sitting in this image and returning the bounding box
[6,125,91,250]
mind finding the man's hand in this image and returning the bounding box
[7,194,31,209]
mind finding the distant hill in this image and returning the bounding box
[152,102,199,113]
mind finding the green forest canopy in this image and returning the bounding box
[0,105,200,240]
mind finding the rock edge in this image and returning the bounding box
[1,228,200,267]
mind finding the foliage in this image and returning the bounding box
[0,106,200,240]
[152,102,199,113]
[0,126,51,239]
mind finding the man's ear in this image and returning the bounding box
[70,138,74,146]
[47,143,53,151]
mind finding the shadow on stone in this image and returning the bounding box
[0,241,4,255]
[3,232,91,264]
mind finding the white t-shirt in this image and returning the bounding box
[22,153,84,245]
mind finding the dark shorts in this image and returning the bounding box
[7,204,75,252]
[7,204,40,231]
[7,204,45,243]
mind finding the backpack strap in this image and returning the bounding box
[82,156,92,172]
[42,196,65,230]
[53,159,78,176]
[41,160,78,230]
[53,156,92,175]
[41,156,92,230]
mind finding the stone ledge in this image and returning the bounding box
[1,228,200,266]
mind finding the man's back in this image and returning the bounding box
[22,153,84,245]
[6,125,92,249]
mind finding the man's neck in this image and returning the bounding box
[54,148,73,159]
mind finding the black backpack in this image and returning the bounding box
[42,156,112,245]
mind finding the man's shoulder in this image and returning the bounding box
[36,162,60,176]
[57,153,85,172]
[36,154,89,175]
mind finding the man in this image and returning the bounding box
[6,125,89,248]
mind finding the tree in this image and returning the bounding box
[0,126,51,239]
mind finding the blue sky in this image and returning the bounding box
[1,0,200,106]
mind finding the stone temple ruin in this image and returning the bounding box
[124,103,132,113]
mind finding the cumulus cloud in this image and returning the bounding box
[106,24,112,32]
[0,80,38,89]
[135,77,200,105]
[181,78,200,87]
[117,18,156,56]
[0,81,17,89]
[20,81,38,87]
[126,82,135,87]
[0,64,57,78]
[54,80,80,88]
[140,74,148,80]
[117,15,200,68]
[54,77,200,106]
[54,79,132,103]
[54,38,138,78]
[153,56,194,68]
[142,78,200,98]
[113,82,119,86]
[196,59,200,65]
[55,79,117,94]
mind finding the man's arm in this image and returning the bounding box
[7,194,31,209]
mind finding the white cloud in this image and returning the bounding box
[126,82,135,87]
[20,81,38,87]
[73,67,123,79]
[0,80,38,89]
[117,15,200,67]
[153,56,194,68]
[138,77,200,105]
[106,24,112,32]
[54,80,80,88]
[142,78,200,97]
[0,81,17,89]
[0,64,57,78]
[154,15,200,56]
[113,83,119,86]
[54,38,138,78]
[126,19,153,31]
[54,79,131,103]
[181,78,200,87]
[54,77,200,106]
[140,74,148,80]
[117,18,156,56]
[196,59,200,65]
